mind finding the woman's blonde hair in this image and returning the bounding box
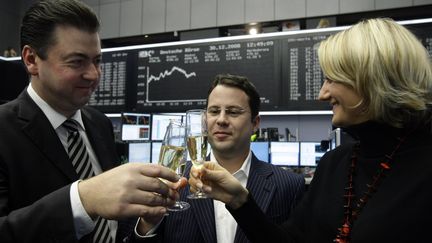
[318,18,432,127]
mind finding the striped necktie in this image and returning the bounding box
[62,119,113,243]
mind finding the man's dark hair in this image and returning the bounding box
[20,0,100,60]
[207,74,261,121]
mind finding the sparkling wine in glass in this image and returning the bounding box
[186,109,209,199]
[159,120,190,211]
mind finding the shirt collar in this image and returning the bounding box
[27,84,85,130]
[210,150,252,179]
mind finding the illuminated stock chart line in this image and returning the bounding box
[145,66,204,103]
[147,66,197,83]
[136,38,281,108]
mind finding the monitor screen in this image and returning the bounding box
[300,142,329,167]
[128,142,151,163]
[151,142,162,163]
[121,113,151,141]
[105,113,122,142]
[270,142,299,166]
[251,142,269,162]
[151,114,184,140]
[329,128,341,150]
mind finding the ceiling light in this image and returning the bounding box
[248,27,258,35]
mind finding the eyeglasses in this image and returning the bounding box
[206,107,249,118]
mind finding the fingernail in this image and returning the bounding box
[203,185,211,193]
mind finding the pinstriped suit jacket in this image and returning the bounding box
[145,153,305,243]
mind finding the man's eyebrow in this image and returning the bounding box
[63,52,101,60]
[207,106,244,109]
[226,105,245,109]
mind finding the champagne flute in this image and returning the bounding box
[186,109,209,199]
[158,120,190,211]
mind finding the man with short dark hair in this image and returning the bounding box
[0,1,180,242]
[138,74,305,243]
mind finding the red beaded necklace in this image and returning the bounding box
[333,134,408,243]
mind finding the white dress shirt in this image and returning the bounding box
[26,84,117,240]
[212,151,252,243]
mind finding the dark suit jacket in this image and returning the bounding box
[143,154,305,243]
[0,91,124,242]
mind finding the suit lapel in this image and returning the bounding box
[81,108,116,171]
[234,155,275,242]
[245,156,275,212]
[18,92,78,181]
[184,161,216,243]
[190,198,217,243]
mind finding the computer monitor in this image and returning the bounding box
[128,142,151,163]
[270,142,300,167]
[328,128,341,150]
[121,113,151,141]
[151,142,162,163]
[151,114,184,140]
[250,141,269,162]
[300,142,329,167]
[105,113,122,142]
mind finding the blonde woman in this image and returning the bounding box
[190,18,432,243]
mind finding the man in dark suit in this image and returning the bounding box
[0,1,181,242]
[138,74,305,242]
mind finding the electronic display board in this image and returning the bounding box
[5,19,430,114]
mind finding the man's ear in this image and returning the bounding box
[252,115,261,134]
[22,45,38,75]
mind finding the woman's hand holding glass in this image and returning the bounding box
[189,162,249,209]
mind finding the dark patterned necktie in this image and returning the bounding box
[62,119,113,243]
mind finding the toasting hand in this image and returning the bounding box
[79,163,185,221]
[189,162,249,209]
